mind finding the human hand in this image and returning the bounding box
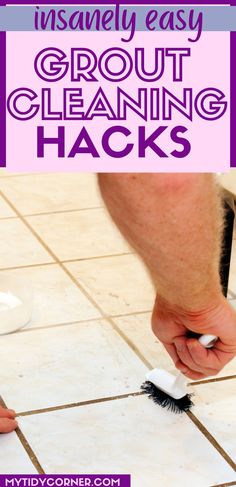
[0,406,18,433]
[151,294,236,380]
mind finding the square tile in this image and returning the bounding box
[192,379,236,463]
[0,432,37,473]
[113,313,236,378]
[27,209,131,261]
[0,173,103,215]
[65,255,155,316]
[18,396,236,485]
[0,265,100,330]
[0,196,16,218]
[0,320,147,412]
[0,219,53,268]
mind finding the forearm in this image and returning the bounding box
[98,173,224,311]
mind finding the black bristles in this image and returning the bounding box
[141,381,194,413]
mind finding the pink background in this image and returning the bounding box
[7,31,230,172]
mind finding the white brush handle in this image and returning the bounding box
[198,334,218,348]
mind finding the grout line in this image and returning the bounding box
[0,261,55,272]
[187,411,236,472]
[16,317,103,334]
[62,252,133,264]
[0,215,17,221]
[15,428,45,474]
[190,375,236,386]
[1,189,236,469]
[111,310,152,318]
[0,173,45,179]
[24,206,104,217]
[0,254,135,272]
[0,396,45,474]
[16,391,144,417]
[210,482,236,487]
[0,256,134,273]
[0,215,18,221]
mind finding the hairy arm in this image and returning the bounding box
[98,173,236,378]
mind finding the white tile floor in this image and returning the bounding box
[0,434,37,474]
[0,173,235,486]
[0,320,147,412]
[0,219,53,268]
[65,254,155,315]
[26,208,131,261]
[192,380,236,463]
[0,195,16,218]
[0,173,103,214]
[17,397,235,486]
[0,265,101,328]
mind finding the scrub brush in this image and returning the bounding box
[141,334,218,413]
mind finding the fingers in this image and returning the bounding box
[207,343,236,368]
[174,337,220,377]
[0,407,16,419]
[162,335,234,378]
[175,361,207,380]
[0,418,18,434]
[187,338,236,370]
[163,341,209,379]
[0,407,18,433]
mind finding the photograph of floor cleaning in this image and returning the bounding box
[0,172,235,487]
